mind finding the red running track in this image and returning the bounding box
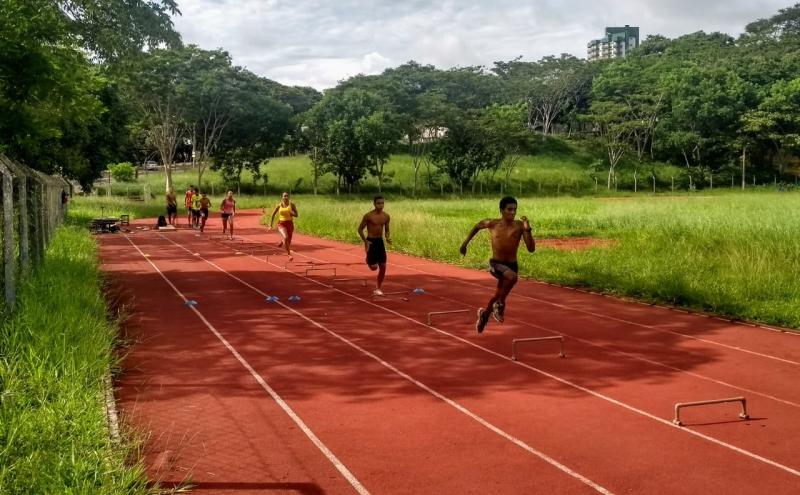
[99,210,800,494]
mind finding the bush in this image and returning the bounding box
[107,162,135,182]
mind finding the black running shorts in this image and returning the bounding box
[366,237,387,266]
[489,259,519,286]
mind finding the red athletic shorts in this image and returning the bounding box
[278,220,294,238]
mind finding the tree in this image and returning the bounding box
[592,56,664,162]
[179,47,239,188]
[492,55,590,137]
[743,3,800,41]
[213,71,293,188]
[479,103,530,192]
[0,0,180,185]
[305,89,399,192]
[584,101,630,188]
[125,47,189,191]
[429,116,503,193]
[742,77,800,177]
[107,162,135,182]
[658,64,750,173]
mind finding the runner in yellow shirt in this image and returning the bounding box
[191,188,202,229]
[268,192,298,259]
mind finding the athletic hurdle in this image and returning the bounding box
[373,290,408,297]
[331,278,367,287]
[673,397,749,426]
[427,309,470,325]
[511,336,566,360]
[305,266,336,277]
[373,290,410,302]
[285,260,316,268]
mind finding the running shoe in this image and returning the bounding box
[492,302,505,323]
[373,288,385,297]
[476,308,489,333]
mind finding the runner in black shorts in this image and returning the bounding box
[198,193,211,233]
[366,236,387,266]
[460,196,535,333]
[166,187,178,226]
[358,196,391,296]
[490,259,519,287]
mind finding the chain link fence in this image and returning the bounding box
[0,154,71,310]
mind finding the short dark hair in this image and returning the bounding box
[373,195,384,204]
[499,196,517,210]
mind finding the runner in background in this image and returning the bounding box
[191,187,202,229]
[358,196,391,296]
[184,185,195,228]
[198,192,211,233]
[220,190,237,239]
[166,187,178,226]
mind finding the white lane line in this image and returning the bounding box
[226,232,800,408]
[154,234,613,494]
[186,233,800,479]
[123,235,370,495]
[282,235,800,366]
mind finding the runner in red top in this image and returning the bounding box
[184,185,195,228]
[220,190,236,239]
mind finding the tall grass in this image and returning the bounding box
[289,191,800,330]
[0,227,147,493]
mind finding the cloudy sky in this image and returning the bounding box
[172,0,790,89]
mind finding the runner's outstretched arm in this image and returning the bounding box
[269,205,279,228]
[521,216,535,253]
[358,215,370,251]
[459,219,491,255]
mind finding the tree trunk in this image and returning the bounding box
[164,163,173,192]
[741,146,746,190]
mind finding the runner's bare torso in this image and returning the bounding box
[362,210,390,238]
[485,219,525,263]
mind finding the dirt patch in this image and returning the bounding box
[538,237,618,251]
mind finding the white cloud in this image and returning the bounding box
[172,0,790,89]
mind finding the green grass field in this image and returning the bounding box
[0,227,147,494]
[287,191,800,330]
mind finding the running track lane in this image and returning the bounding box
[281,224,800,363]
[120,231,796,491]
[221,226,800,470]
[103,234,610,494]
[101,239,366,494]
[256,224,800,404]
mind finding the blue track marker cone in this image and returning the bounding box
[185,300,198,307]
[412,288,425,295]
[265,295,280,303]
[288,295,301,302]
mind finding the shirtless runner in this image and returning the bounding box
[460,196,535,333]
[358,196,391,296]
[166,187,178,226]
